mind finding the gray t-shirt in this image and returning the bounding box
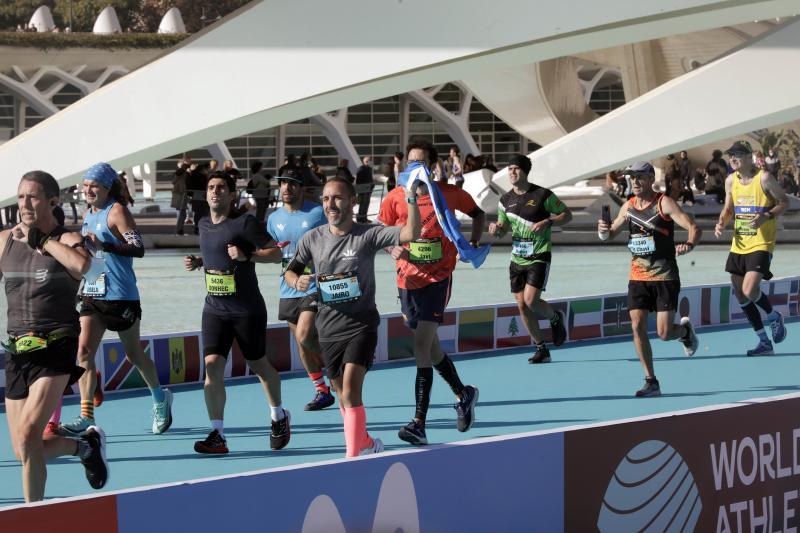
[294,223,402,341]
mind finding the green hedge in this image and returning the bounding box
[0,31,188,51]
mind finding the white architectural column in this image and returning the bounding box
[310,110,360,173]
[407,84,479,156]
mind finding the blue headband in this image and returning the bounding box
[84,162,118,189]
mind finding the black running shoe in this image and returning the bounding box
[398,419,428,445]
[80,426,109,490]
[305,390,335,411]
[551,310,567,347]
[635,378,661,398]
[194,429,229,454]
[455,385,479,432]
[528,344,551,364]
[270,409,291,450]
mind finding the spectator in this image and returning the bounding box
[172,157,191,235]
[482,154,498,173]
[393,151,405,179]
[222,160,241,181]
[678,150,691,185]
[187,162,211,234]
[446,146,463,187]
[432,158,446,181]
[355,156,375,223]
[335,159,354,182]
[278,154,298,177]
[310,158,326,185]
[247,161,273,222]
[754,150,766,170]
[692,167,706,193]
[209,159,219,172]
[765,148,781,176]
[779,169,799,195]
[117,172,135,207]
[605,170,623,197]
[383,160,396,192]
[668,174,694,205]
[66,185,79,224]
[705,149,728,182]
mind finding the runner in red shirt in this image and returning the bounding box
[379,139,485,445]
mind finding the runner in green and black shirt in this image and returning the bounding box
[489,154,571,363]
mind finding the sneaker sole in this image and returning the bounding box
[193,444,229,454]
[57,424,93,437]
[552,310,567,347]
[528,356,551,364]
[153,390,174,435]
[85,425,109,489]
[747,350,774,356]
[635,390,661,398]
[270,410,291,450]
[398,429,428,446]
[459,387,479,433]
[680,317,698,357]
[304,395,335,411]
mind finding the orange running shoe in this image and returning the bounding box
[93,370,104,408]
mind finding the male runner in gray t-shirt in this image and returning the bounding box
[286,177,420,457]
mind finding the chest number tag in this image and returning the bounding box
[511,238,535,258]
[318,272,361,304]
[734,214,757,236]
[205,269,236,296]
[408,238,443,263]
[82,257,107,297]
[628,234,656,256]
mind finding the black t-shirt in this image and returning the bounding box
[199,213,270,316]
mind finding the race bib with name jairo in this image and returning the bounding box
[318,272,361,304]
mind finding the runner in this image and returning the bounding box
[597,161,701,397]
[266,169,334,411]
[2,171,108,502]
[284,177,420,457]
[714,140,788,355]
[59,162,173,437]
[488,154,570,364]
[186,171,290,454]
[378,139,481,445]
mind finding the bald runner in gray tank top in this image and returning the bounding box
[293,223,401,342]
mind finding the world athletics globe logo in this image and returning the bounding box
[598,440,702,532]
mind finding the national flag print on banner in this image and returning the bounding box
[458,308,494,352]
[677,287,702,328]
[153,335,201,385]
[766,279,791,315]
[701,286,731,326]
[495,305,530,348]
[103,340,150,391]
[267,326,292,372]
[791,279,799,317]
[568,298,602,340]
[438,311,457,354]
[602,295,629,337]
[387,315,414,361]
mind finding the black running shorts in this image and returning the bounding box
[725,251,773,280]
[4,337,83,400]
[509,261,550,293]
[80,298,142,332]
[398,277,452,329]
[627,280,681,312]
[320,330,378,379]
[277,294,318,324]
[202,311,267,360]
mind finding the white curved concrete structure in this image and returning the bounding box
[1,0,798,203]
[158,7,186,34]
[29,6,56,33]
[93,6,122,34]
[530,17,800,188]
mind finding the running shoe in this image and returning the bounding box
[398,419,428,445]
[551,310,567,347]
[152,389,173,434]
[93,370,104,407]
[769,311,787,344]
[43,421,59,436]
[270,409,291,450]
[679,317,698,357]
[304,390,335,411]
[80,426,109,490]
[528,344,551,364]
[194,429,229,454]
[635,378,661,398]
[58,415,94,437]
[455,385,479,432]
[359,437,384,456]
[747,339,774,356]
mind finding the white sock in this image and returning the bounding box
[270,405,285,422]
[211,419,224,437]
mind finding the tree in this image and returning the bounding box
[51,0,140,32]
[130,0,252,33]
[0,0,55,31]
[508,317,519,337]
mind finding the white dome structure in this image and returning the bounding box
[29,6,56,32]
[93,6,122,34]
[158,7,186,34]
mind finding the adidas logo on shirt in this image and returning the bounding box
[301,221,309,228]
[276,223,285,232]
[342,249,357,259]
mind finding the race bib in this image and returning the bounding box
[512,238,535,258]
[734,215,757,236]
[628,234,656,256]
[82,256,107,297]
[318,272,361,304]
[205,269,236,296]
[408,238,443,263]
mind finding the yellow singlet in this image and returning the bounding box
[730,170,776,254]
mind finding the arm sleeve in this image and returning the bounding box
[288,233,312,274]
[544,192,567,215]
[101,230,144,258]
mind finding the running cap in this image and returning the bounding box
[84,162,118,189]
[725,140,753,156]
[278,168,304,185]
[508,154,532,175]
[624,161,655,176]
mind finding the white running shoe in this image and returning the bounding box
[360,437,384,456]
[679,317,698,357]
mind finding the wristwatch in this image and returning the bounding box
[763,211,774,219]
[405,195,417,204]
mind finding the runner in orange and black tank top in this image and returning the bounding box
[627,194,679,282]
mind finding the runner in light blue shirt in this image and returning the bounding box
[266,169,333,411]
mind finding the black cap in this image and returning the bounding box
[725,140,753,156]
[508,154,532,174]
[278,169,304,185]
